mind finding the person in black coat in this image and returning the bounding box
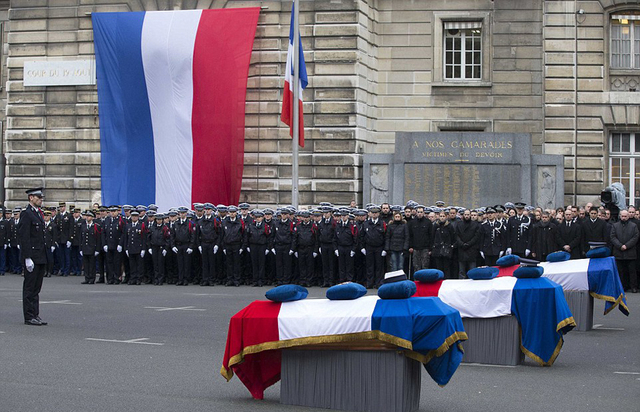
[334,210,358,284]
[530,212,557,261]
[455,210,481,278]
[80,211,104,285]
[18,188,49,326]
[43,211,57,277]
[171,207,195,286]
[148,213,172,285]
[272,209,297,286]
[221,206,247,287]
[195,204,220,286]
[295,211,318,287]
[505,203,532,257]
[479,208,504,266]
[359,206,387,288]
[385,212,409,272]
[581,207,610,256]
[611,210,640,292]
[245,210,272,287]
[121,211,148,285]
[432,211,456,279]
[0,208,10,276]
[407,206,433,274]
[555,209,582,259]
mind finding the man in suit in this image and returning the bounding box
[556,208,582,259]
[18,188,49,326]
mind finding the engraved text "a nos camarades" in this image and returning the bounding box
[413,139,513,159]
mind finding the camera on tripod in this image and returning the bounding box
[601,182,627,221]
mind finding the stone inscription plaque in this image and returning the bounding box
[404,163,521,208]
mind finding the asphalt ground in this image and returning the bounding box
[0,274,638,412]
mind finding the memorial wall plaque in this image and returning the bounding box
[24,60,96,86]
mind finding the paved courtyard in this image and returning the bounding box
[0,274,637,412]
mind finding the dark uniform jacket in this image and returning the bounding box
[70,217,83,246]
[121,221,148,254]
[55,211,72,244]
[0,218,9,247]
[273,219,297,249]
[530,221,557,260]
[317,218,336,246]
[385,220,409,252]
[80,221,103,255]
[334,220,358,252]
[195,216,220,246]
[555,220,583,259]
[296,221,318,251]
[221,217,246,249]
[246,221,272,247]
[148,222,171,248]
[172,218,195,248]
[17,205,47,264]
[480,220,504,256]
[44,221,57,250]
[611,220,640,260]
[455,219,481,261]
[505,214,532,253]
[407,217,433,250]
[103,215,125,250]
[580,218,610,255]
[9,218,20,247]
[359,218,386,249]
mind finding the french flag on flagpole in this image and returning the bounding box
[92,9,260,211]
[280,2,308,147]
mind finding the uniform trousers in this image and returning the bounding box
[354,250,365,285]
[265,252,276,285]
[225,245,242,285]
[364,245,384,288]
[165,251,177,284]
[9,246,22,273]
[83,253,97,282]
[70,245,81,275]
[192,249,202,283]
[200,242,216,284]
[297,246,315,286]
[56,246,70,275]
[151,246,165,283]
[320,244,334,285]
[23,263,45,321]
[0,246,6,274]
[337,246,354,283]
[274,244,293,285]
[128,253,144,283]
[176,246,192,283]
[97,250,106,280]
[45,248,54,276]
[249,244,267,286]
[106,249,121,283]
[241,249,252,284]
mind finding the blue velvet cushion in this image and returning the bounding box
[467,266,499,280]
[586,247,611,258]
[265,284,308,302]
[547,251,570,262]
[326,282,367,300]
[513,266,544,278]
[414,269,445,283]
[496,254,520,267]
[377,280,417,299]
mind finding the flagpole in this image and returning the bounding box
[291,0,300,209]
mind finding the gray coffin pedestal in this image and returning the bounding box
[563,290,593,332]
[280,349,421,412]
[461,315,524,366]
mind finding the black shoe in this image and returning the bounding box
[81,281,91,284]
[24,319,42,326]
[96,278,105,284]
[632,288,638,293]
[107,280,114,285]
[136,281,142,285]
[35,317,47,325]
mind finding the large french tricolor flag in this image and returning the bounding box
[280,2,308,147]
[92,9,259,210]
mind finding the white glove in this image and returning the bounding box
[265,249,270,256]
[66,241,71,248]
[499,251,504,258]
[103,245,108,252]
[51,246,55,253]
[313,252,317,258]
[186,248,193,255]
[3,244,6,250]
[319,249,322,255]
[506,248,512,255]
[361,248,366,255]
[239,248,244,255]
[289,250,294,255]
[381,250,387,257]
[294,252,298,258]
[247,247,251,253]
[17,245,20,250]
[198,246,202,253]
[25,258,34,273]
[148,248,153,255]
[162,249,167,256]
[214,245,219,254]
[140,250,145,258]
[126,250,130,257]
[94,251,99,256]
[350,251,355,257]
[480,251,485,259]
[271,248,276,255]
[117,245,123,253]
[223,249,227,255]
[80,251,83,256]
[172,247,178,254]
[525,249,531,257]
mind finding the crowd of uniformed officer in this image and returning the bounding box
[0,198,635,291]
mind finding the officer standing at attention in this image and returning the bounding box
[19,188,48,326]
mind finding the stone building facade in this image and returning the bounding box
[1,0,639,209]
